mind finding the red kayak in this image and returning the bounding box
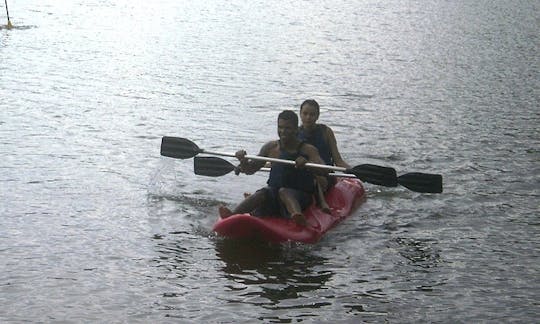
[212,178,366,244]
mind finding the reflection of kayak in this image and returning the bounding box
[212,178,366,244]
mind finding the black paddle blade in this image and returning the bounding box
[160,137,201,159]
[349,164,398,187]
[398,173,443,193]
[194,156,236,177]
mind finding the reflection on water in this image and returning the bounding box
[215,239,332,309]
[150,235,337,321]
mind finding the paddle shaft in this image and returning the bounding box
[259,167,355,178]
[200,148,349,173]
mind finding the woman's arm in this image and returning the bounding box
[325,126,351,169]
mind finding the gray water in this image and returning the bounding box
[1,0,538,322]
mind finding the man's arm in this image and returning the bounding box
[235,141,275,175]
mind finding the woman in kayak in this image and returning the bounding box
[219,110,328,225]
[298,99,350,212]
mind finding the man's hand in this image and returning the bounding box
[294,156,308,168]
[235,150,247,161]
[234,150,259,175]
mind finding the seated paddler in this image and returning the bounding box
[298,99,351,212]
[218,110,328,226]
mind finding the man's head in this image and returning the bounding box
[277,110,299,142]
[278,110,299,125]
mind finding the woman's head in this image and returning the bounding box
[300,99,320,127]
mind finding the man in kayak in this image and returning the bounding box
[218,110,328,225]
[298,99,351,212]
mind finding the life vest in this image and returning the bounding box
[267,141,315,193]
[298,124,333,165]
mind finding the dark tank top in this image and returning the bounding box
[267,141,315,193]
[298,124,333,165]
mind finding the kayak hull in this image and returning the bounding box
[212,178,365,243]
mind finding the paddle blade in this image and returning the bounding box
[194,156,236,177]
[398,173,443,193]
[349,164,398,187]
[160,136,201,159]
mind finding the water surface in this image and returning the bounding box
[1,0,538,322]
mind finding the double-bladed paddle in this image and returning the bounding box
[193,156,442,193]
[161,136,399,186]
[160,136,443,193]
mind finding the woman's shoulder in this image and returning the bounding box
[317,123,335,137]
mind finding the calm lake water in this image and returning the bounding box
[1,0,538,322]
